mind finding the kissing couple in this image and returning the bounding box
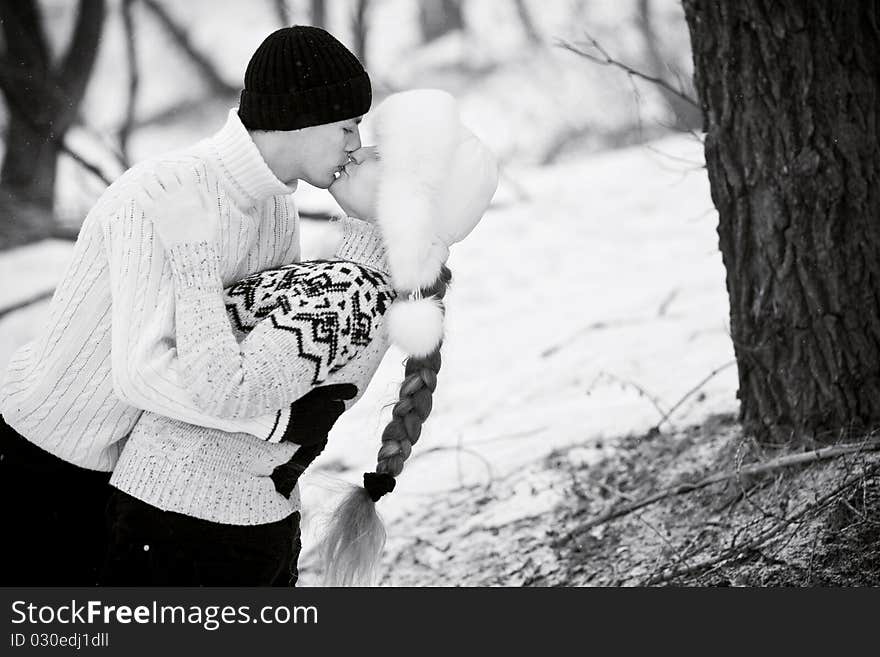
[0,25,497,587]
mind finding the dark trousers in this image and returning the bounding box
[100,490,302,587]
[0,415,113,586]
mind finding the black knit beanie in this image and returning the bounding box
[238,26,372,131]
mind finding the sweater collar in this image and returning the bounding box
[207,109,296,204]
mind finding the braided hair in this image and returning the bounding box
[317,266,452,586]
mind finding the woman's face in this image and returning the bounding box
[329,146,381,221]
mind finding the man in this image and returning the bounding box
[0,26,369,586]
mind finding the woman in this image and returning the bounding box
[100,89,498,586]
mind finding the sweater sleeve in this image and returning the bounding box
[103,186,291,441]
[164,231,392,419]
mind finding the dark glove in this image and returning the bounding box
[279,383,359,446]
[270,439,328,498]
[270,383,358,499]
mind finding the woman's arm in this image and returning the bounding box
[166,240,392,419]
[136,168,391,419]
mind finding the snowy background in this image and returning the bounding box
[0,0,739,585]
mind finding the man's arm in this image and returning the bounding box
[102,168,294,439]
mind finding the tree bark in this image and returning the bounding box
[682,1,880,442]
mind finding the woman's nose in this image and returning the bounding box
[349,146,377,164]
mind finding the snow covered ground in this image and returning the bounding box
[296,133,738,584]
[0,131,738,584]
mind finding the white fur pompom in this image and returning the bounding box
[387,297,445,358]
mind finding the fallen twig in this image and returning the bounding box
[406,444,495,493]
[657,288,679,317]
[654,360,736,429]
[599,371,669,421]
[572,438,880,535]
[641,462,880,585]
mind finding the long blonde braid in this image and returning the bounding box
[318,266,452,586]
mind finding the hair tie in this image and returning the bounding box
[363,472,396,502]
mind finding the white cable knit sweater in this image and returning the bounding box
[111,220,394,525]
[1,109,310,471]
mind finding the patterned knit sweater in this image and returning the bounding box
[111,219,394,525]
[1,109,312,471]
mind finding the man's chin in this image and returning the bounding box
[303,173,336,190]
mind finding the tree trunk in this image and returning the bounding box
[311,0,326,29]
[118,0,139,167]
[682,1,880,443]
[0,0,105,213]
[0,113,58,208]
[351,0,370,67]
[418,0,464,43]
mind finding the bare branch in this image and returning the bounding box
[654,360,736,429]
[140,0,237,97]
[600,371,670,421]
[513,0,541,44]
[0,290,55,321]
[557,36,699,109]
[636,0,701,129]
[58,142,113,186]
[118,0,139,167]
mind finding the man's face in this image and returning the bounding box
[278,117,363,189]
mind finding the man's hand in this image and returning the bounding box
[136,165,217,248]
[279,383,359,445]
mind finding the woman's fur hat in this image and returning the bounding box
[372,89,499,357]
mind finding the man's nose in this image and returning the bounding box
[346,128,362,154]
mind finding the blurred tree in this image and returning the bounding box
[311,0,326,29]
[636,0,700,131]
[273,0,291,27]
[0,0,106,214]
[274,0,326,29]
[513,0,540,44]
[351,0,370,67]
[140,0,236,97]
[683,1,880,443]
[419,0,463,43]
[117,0,139,167]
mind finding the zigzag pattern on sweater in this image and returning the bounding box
[224,260,396,384]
